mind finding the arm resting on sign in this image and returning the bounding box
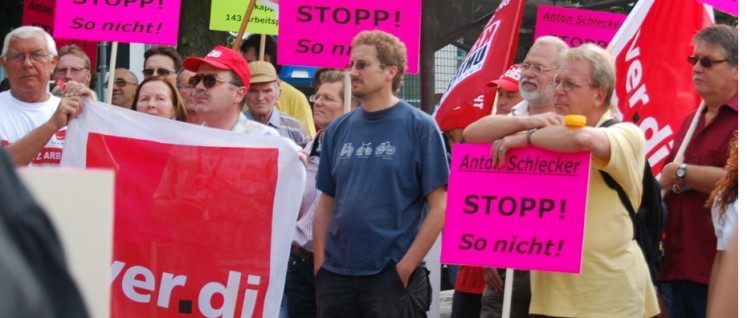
[463,112,564,143]
[396,186,446,287]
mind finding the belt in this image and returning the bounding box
[292,245,313,260]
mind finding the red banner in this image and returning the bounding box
[433,0,525,131]
[60,101,306,317]
[88,134,277,317]
[608,0,712,175]
[22,0,98,72]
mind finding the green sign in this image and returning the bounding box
[210,0,278,35]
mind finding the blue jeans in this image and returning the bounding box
[668,280,707,318]
[283,248,317,318]
[316,264,431,318]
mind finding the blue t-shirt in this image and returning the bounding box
[316,101,449,275]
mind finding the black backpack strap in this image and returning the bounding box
[598,119,638,239]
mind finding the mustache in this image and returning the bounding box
[520,78,538,86]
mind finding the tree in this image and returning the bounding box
[177,1,230,58]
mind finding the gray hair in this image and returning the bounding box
[533,36,569,67]
[693,24,738,67]
[2,26,57,57]
[561,43,616,108]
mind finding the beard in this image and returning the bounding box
[519,78,554,105]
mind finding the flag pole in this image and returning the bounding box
[106,42,118,105]
[232,0,258,51]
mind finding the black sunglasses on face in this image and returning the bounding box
[188,74,233,89]
[686,56,728,68]
[142,68,175,76]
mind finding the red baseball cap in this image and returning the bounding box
[487,64,521,92]
[183,46,251,88]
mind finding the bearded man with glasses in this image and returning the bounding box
[182,46,278,136]
[657,24,738,318]
[0,26,95,167]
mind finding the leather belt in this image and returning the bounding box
[292,245,313,260]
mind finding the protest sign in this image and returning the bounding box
[18,168,114,318]
[697,0,737,16]
[210,0,278,35]
[278,0,422,73]
[53,0,181,45]
[60,101,304,318]
[22,0,98,71]
[433,0,525,131]
[608,0,712,175]
[534,5,627,48]
[441,144,591,274]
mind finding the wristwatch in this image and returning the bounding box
[674,163,688,192]
[675,163,688,182]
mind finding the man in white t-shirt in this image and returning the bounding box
[0,26,91,167]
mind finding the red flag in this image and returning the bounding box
[433,0,525,131]
[608,0,713,175]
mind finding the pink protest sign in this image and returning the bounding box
[278,0,421,73]
[53,0,181,45]
[441,144,591,274]
[535,5,627,48]
[697,0,737,16]
[22,0,99,72]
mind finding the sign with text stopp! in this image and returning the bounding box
[22,0,99,72]
[441,144,591,273]
[534,5,627,48]
[278,0,421,73]
[53,0,181,45]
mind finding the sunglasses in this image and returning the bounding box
[104,79,137,88]
[686,56,728,68]
[349,61,387,71]
[142,68,175,76]
[188,74,234,89]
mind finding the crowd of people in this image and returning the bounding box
[0,20,738,318]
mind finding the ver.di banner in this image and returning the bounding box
[441,144,591,274]
[60,101,304,317]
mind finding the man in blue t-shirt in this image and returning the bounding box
[313,30,449,318]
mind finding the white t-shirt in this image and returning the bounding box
[712,198,738,251]
[0,91,65,167]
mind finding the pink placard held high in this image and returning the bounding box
[441,144,591,274]
[278,0,421,73]
[54,0,181,45]
[535,5,627,48]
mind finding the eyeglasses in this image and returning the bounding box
[349,61,387,71]
[686,56,728,68]
[311,93,342,104]
[188,74,234,89]
[520,62,556,74]
[104,79,138,88]
[54,67,89,76]
[552,76,594,91]
[4,50,50,64]
[142,68,175,76]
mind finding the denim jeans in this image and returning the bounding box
[668,280,707,318]
[283,248,317,318]
[316,264,432,318]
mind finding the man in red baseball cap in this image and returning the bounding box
[487,63,523,115]
[183,46,276,135]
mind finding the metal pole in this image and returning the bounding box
[96,42,108,101]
